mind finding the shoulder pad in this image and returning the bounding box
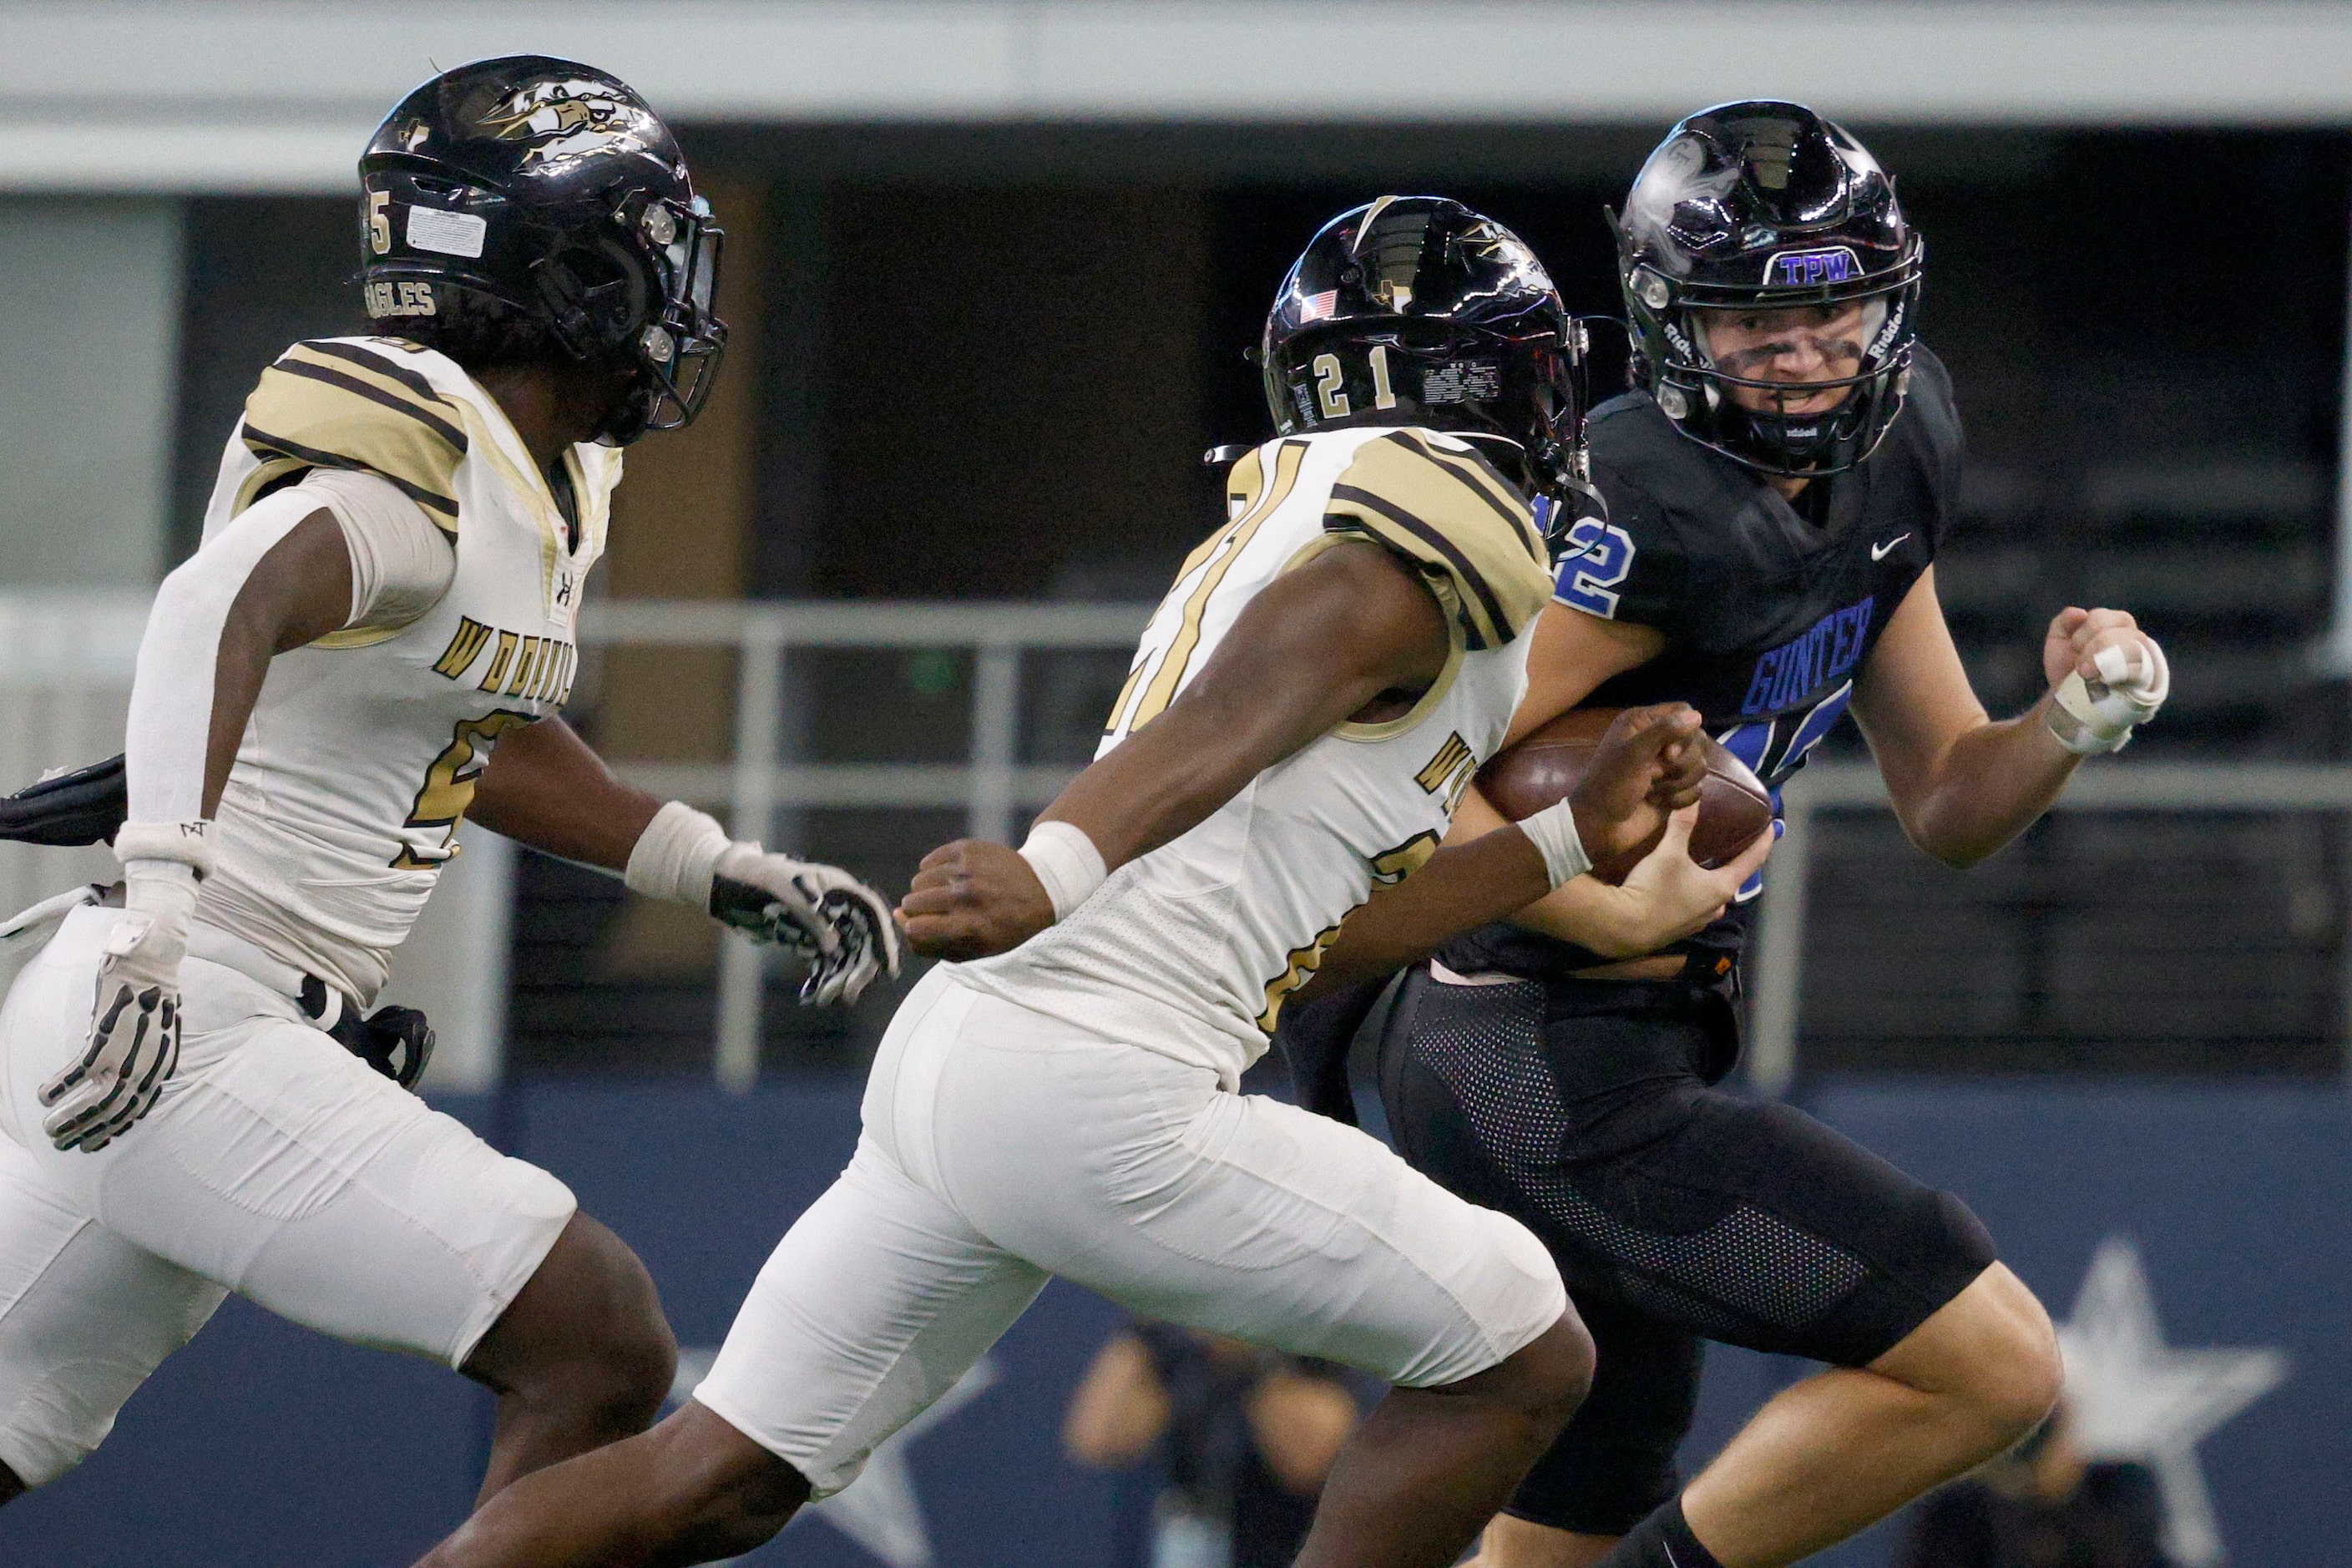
[236,339,469,531]
[1322,429,1551,650]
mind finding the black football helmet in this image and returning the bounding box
[357,56,726,446]
[1614,101,1920,477]
[1262,195,1589,508]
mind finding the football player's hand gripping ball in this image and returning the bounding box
[710,846,903,1004]
[1615,802,1776,952]
[2043,608,2168,754]
[1564,703,1709,865]
[41,867,195,1153]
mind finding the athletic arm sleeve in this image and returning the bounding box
[123,469,449,827]
[126,487,334,824]
[292,468,457,630]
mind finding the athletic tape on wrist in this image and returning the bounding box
[2047,674,2126,754]
[2048,637,2169,756]
[122,860,199,925]
[1018,821,1108,922]
[625,801,732,908]
[113,821,215,880]
[1517,799,1595,888]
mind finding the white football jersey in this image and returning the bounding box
[190,336,620,1002]
[954,425,1554,1085]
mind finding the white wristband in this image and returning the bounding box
[114,820,215,881]
[625,801,733,908]
[1018,821,1108,922]
[1516,799,1595,888]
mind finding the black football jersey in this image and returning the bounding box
[1442,342,1965,981]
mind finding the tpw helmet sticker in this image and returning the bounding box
[1763,247,1862,287]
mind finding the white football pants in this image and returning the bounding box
[0,904,574,1488]
[695,967,1565,1498]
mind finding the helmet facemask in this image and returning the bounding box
[1628,251,1918,478]
[534,190,726,446]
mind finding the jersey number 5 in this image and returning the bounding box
[390,710,535,869]
[1555,518,1636,619]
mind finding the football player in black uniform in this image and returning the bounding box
[1288,104,2170,1568]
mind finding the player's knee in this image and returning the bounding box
[508,1216,678,1430]
[1898,1263,2061,1442]
[1968,1279,2062,1439]
[1489,1312,1596,1434]
[570,1244,677,1431]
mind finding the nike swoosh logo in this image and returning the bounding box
[1870,534,1910,561]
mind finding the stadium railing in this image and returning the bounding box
[9,590,2352,1091]
[579,598,1155,1088]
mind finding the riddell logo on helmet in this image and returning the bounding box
[1763,247,1861,287]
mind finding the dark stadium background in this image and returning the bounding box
[160,125,2352,1082]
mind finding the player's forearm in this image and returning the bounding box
[1887,697,2080,868]
[470,718,664,872]
[1306,827,1555,989]
[1508,876,1672,960]
[1041,696,1308,871]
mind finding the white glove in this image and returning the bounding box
[710,846,901,1005]
[42,861,195,1152]
[626,802,902,1005]
[2049,636,2169,755]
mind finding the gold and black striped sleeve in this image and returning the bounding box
[235,340,468,531]
[1322,430,1552,650]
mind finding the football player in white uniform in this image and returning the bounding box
[0,58,895,1513]
[416,199,1759,1568]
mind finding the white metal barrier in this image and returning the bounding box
[579,599,1156,1089]
[11,589,2352,1094]
[1749,759,2352,1095]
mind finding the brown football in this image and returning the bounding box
[1474,707,1774,883]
